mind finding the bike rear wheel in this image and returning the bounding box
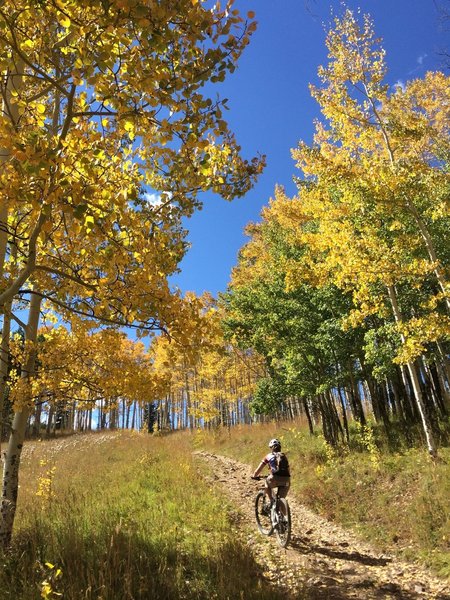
[255,491,273,535]
[274,498,291,548]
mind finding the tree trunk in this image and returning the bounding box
[0,203,8,286]
[433,358,450,415]
[32,399,42,438]
[436,342,450,385]
[327,389,345,443]
[394,364,417,424]
[110,400,117,430]
[347,367,366,426]
[335,387,350,443]
[46,403,55,437]
[406,203,450,313]
[0,62,24,286]
[0,303,12,462]
[303,397,314,435]
[422,357,447,417]
[131,401,137,430]
[387,285,437,457]
[0,291,41,548]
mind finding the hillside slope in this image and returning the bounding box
[196,450,450,599]
[2,429,449,599]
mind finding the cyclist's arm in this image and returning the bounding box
[252,461,266,478]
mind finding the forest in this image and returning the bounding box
[0,1,448,596]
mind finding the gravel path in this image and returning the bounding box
[195,451,450,600]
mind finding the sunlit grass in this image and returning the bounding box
[197,419,450,577]
[3,431,286,600]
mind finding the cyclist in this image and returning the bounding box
[252,438,290,507]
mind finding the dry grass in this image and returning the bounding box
[3,430,286,600]
[196,419,450,577]
[3,419,448,599]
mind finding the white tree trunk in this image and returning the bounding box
[387,286,437,457]
[0,291,41,548]
[1,61,24,284]
[0,303,12,463]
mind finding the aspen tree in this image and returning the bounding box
[276,11,448,455]
[0,0,263,546]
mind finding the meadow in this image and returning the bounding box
[196,419,450,578]
[1,421,449,599]
[3,431,283,600]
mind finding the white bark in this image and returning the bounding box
[0,303,12,464]
[387,286,437,457]
[0,291,41,548]
[406,203,450,313]
[0,243,18,452]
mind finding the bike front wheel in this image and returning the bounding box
[275,498,291,548]
[255,491,273,536]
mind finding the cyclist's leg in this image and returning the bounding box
[265,474,276,504]
[274,477,290,515]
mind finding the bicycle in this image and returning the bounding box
[251,476,291,548]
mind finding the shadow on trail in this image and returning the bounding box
[293,582,433,600]
[284,536,447,600]
[289,535,392,567]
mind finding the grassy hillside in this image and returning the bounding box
[3,431,285,600]
[195,419,450,578]
[2,422,449,599]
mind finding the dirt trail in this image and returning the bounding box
[195,451,449,600]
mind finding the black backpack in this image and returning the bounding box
[273,452,290,476]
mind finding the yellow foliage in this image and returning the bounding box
[149,293,265,424]
[0,0,264,380]
[257,9,450,370]
[395,315,450,364]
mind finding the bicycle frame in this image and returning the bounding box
[252,476,291,548]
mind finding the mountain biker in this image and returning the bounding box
[252,438,290,506]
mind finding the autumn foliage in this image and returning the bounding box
[0,3,448,550]
[0,0,264,547]
[222,10,449,455]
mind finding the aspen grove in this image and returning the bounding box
[0,0,264,548]
[0,3,448,551]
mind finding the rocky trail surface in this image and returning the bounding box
[195,451,449,600]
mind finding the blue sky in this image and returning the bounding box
[171,0,449,297]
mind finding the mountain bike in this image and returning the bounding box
[251,476,291,548]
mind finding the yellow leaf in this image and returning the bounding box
[56,11,71,29]
[84,215,94,232]
[123,119,135,140]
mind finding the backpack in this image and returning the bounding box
[273,452,290,476]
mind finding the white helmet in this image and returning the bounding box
[268,438,281,451]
